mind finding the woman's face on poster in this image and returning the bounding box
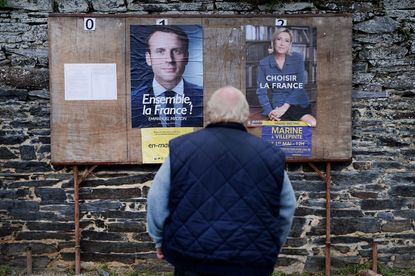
[145,31,188,87]
[274,32,292,55]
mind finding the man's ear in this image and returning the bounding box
[145,51,152,66]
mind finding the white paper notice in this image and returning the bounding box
[64,63,117,100]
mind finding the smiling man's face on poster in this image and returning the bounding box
[145,31,189,90]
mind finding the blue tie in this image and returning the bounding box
[164,90,175,127]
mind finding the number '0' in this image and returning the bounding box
[84,18,95,30]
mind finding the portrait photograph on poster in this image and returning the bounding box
[130,24,204,128]
[245,25,317,128]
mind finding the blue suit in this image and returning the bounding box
[131,80,203,128]
[256,52,310,116]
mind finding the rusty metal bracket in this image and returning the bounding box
[73,165,97,275]
[308,162,331,276]
[26,246,32,274]
[372,240,378,273]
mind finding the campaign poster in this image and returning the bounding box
[262,121,312,158]
[245,25,317,128]
[130,25,203,128]
[141,127,194,163]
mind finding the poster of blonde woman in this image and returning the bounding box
[245,26,317,128]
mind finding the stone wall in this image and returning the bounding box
[0,0,414,273]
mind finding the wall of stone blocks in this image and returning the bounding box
[0,0,414,273]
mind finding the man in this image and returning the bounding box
[131,25,203,128]
[147,86,296,276]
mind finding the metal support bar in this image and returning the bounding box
[26,246,32,274]
[307,162,326,182]
[73,165,97,275]
[372,241,378,273]
[307,162,331,276]
[325,162,331,276]
[73,166,80,275]
[79,165,98,183]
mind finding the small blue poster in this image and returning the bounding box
[261,121,312,157]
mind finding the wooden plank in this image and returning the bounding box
[203,19,244,107]
[125,17,142,164]
[313,16,352,160]
[49,17,127,163]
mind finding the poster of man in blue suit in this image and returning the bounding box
[130,25,204,128]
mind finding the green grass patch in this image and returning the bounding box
[272,272,323,276]
[377,264,415,276]
[0,0,7,8]
[271,262,415,276]
[0,266,12,276]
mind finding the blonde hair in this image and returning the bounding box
[271,27,294,55]
[207,86,249,124]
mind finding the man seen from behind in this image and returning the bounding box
[147,86,296,276]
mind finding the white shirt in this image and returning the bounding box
[152,79,185,127]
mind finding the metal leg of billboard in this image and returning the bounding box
[372,241,378,273]
[73,165,98,275]
[308,162,331,276]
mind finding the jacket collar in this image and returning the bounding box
[206,122,247,132]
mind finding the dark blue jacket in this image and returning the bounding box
[163,122,286,275]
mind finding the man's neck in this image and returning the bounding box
[152,78,184,97]
[156,79,182,91]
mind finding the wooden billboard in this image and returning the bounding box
[49,14,352,164]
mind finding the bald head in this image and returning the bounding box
[207,86,249,124]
